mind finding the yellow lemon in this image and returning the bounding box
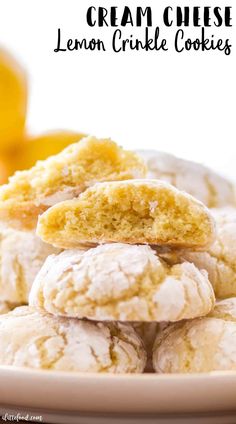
[0,49,27,152]
[14,130,86,170]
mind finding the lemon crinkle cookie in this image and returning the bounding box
[0,228,60,306]
[153,297,236,373]
[0,306,146,373]
[36,179,215,249]
[137,150,236,208]
[181,208,236,298]
[29,244,215,322]
[0,136,146,231]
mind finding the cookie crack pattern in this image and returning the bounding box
[108,324,146,372]
[215,237,236,272]
[31,246,214,322]
[175,279,190,321]
[89,345,113,372]
[181,326,198,372]
[13,256,27,304]
[34,328,67,369]
[212,254,236,282]
[194,276,208,312]
[182,237,236,299]
[42,252,164,318]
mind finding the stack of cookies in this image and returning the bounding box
[0,136,236,374]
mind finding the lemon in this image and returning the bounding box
[0,49,27,152]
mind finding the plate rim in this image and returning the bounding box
[1,365,236,381]
[2,365,236,416]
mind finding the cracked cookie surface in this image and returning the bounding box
[181,208,236,298]
[36,179,215,249]
[0,136,146,231]
[0,306,146,372]
[29,244,215,322]
[137,150,235,208]
[0,228,60,305]
[153,297,236,373]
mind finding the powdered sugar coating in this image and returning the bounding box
[137,150,235,208]
[153,298,236,373]
[29,244,215,322]
[0,228,60,305]
[0,306,146,372]
[182,208,236,298]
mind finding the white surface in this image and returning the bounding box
[0,0,235,179]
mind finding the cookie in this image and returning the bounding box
[137,150,235,208]
[181,208,236,298]
[0,228,60,305]
[0,136,146,230]
[153,298,236,373]
[0,306,146,373]
[29,244,215,322]
[37,179,215,249]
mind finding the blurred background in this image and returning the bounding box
[0,0,235,182]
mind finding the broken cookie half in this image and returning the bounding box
[37,179,216,249]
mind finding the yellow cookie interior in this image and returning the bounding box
[37,180,215,249]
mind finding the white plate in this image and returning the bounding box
[1,367,236,423]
